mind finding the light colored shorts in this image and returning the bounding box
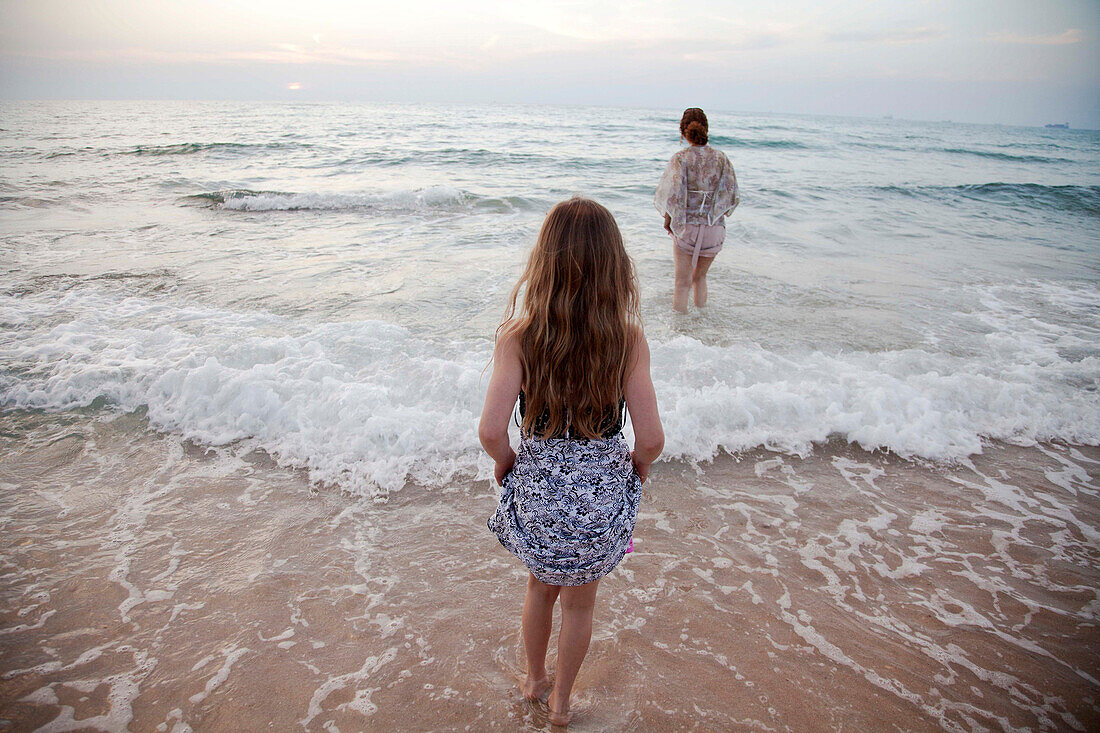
[673,223,726,268]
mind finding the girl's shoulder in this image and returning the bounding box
[626,322,649,360]
[494,319,524,355]
[497,318,522,338]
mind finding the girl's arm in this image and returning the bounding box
[478,327,523,484]
[624,327,664,483]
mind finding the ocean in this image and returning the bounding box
[1,101,1098,730]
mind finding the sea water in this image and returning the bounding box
[2,101,1099,731]
[2,101,1097,496]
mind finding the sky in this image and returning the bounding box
[1,0,1098,127]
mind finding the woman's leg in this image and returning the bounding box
[522,574,559,700]
[691,254,716,308]
[672,246,694,313]
[548,579,600,725]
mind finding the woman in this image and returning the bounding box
[654,107,740,312]
[480,197,664,726]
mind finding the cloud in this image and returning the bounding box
[827,27,943,44]
[3,44,410,67]
[987,29,1083,46]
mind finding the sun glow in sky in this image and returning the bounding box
[1,0,1097,126]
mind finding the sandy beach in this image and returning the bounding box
[2,408,1096,731]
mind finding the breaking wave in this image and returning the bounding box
[2,284,1096,497]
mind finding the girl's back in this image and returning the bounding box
[505,197,637,441]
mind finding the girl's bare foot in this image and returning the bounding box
[548,693,572,726]
[522,674,551,702]
[549,707,573,726]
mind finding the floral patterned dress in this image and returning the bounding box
[487,399,641,587]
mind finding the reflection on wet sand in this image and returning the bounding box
[1,411,1097,731]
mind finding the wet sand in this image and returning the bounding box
[1,409,1097,731]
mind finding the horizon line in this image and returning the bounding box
[0,96,1090,131]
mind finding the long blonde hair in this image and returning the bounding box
[500,197,640,439]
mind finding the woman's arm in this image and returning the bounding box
[624,327,664,483]
[478,326,523,484]
[654,153,687,238]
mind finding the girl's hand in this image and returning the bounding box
[663,213,673,236]
[631,451,650,484]
[495,449,516,485]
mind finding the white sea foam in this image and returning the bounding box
[1,286,1097,495]
[213,186,469,212]
[650,326,1099,461]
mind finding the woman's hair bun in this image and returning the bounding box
[680,108,709,145]
[685,121,708,146]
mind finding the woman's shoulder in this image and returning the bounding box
[710,145,732,164]
[700,145,734,171]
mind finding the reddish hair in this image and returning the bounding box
[680,108,708,145]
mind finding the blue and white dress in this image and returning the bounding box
[487,395,642,586]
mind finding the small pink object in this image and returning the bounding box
[625,538,633,554]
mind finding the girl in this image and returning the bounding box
[480,197,664,726]
[655,107,740,312]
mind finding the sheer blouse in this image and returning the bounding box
[654,144,740,239]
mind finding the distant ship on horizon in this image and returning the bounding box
[1045,122,1069,129]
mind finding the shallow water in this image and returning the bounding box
[1,411,1097,731]
[1,101,1098,730]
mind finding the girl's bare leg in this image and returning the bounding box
[548,579,600,725]
[522,574,559,700]
[672,246,694,313]
[691,254,716,308]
